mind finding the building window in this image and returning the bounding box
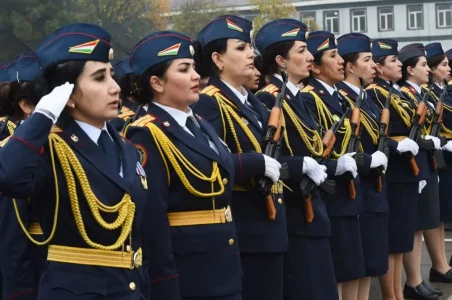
[407,5,424,30]
[351,9,367,32]
[300,11,317,31]
[378,7,394,31]
[437,4,452,28]
[324,11,339,34]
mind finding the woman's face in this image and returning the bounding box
[214,38,255,85]
[282,40,314,82]
[377,55,402,82]
[243,66,261,91]
[153,58,200,109]
[313,49,345,85]
[432,56,451,84]
[408,56,431,85]
[70,61,120,127]
[346,52,376,86]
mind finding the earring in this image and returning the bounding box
[71,102,75,108]
[219,65,224,71]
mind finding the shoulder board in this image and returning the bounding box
[0,136,10,148]
[50,125,63,133]
[130,114,156,127]
[338,89,348,97]
[301,85,314,93]
[118,106,135,119]
[421,84,428,89]
[366,83,377,90]
[260,84,280,96]
[448,80,452,86]
[400,86,412,94]
[200,85,220,97]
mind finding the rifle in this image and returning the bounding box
[376,81,393,192]
[428,79,447,170]
[344,77,365,200]
[258,71,290,221]
[299,110,349,223]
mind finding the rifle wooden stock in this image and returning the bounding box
[305,194,314,223]
[436,101,444,121]
[348,180,356,199]
[322,130,337,158]
[376,176,383,193]
[416,102,427,125]
[410,157,420,176]
[350,107,362,136]
[265,195,277,221]
[376,105,391,192]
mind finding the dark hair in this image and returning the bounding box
[397,56,420,85]
[427,53,446,71]
[132,60,172,105]
[192,39,228,78]
[301,52,325,87]
[254,40,295,76]
[373,56,387,66]
[341,53,360,67]
[116,74,134,99]
[0,80,43,121]
[40,61,87,96]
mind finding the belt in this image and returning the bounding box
[27,222,43,235]
[167,206,233,227]
[47,245,143,269]
[390,135,407,142]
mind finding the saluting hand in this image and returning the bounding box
[34,82,74,124]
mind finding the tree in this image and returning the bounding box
[171,0,230,39]
[250,0,297,34]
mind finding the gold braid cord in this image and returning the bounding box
[400,86,432,134]
[14,133,135,250]
[309,91,351,158]
[144,122,225,197]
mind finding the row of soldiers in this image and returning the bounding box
[0,14,451,300]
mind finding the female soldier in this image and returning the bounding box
[397,43,444,300]
[243,65,262,93]
[253,19,336,300]
[111,56,147,132]
[191,15,285,300]
[301,30,363,300]
[125,30,243,300]
[0,23,150,299]
[336,33,389,300]
[422,42,452,282]
[0,52,46,299]
[366,40,428,300]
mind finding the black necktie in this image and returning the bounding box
[244,100,262,123]
[185,117,209,145]
[98,130,120,173]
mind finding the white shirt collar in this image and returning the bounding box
[406,81,422,94]
[221,80,248,104]
[273,74,299,97]
[436,82,444,90]
[152,102,198,128]
[343,81,361,96]
[315,78,336,96]
[74,120,110,145]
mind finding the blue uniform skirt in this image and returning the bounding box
[329,216,365,283]
[241,252,284,300]
[359,212,389,277]
[439,170,452,222]
[283,235,338,300]
[387,182,418,253]
[416,169,440,231]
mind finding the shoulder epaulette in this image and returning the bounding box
[301,85,314,93]
[0,136,10,148]
[366,83,377,89]
[259,84,280,96]
[118,106,135,120]
[400,86,412,94]
[338,89,348,97]
[421,84,428,89]
[50,125,63,133]
[200,85,221,97]
[130,114,156,127]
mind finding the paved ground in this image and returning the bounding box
[369,231,452,300]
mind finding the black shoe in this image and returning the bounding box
[422,280,443,296]
[403,283,439,300]
[430,267,452,283]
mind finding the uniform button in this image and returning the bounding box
[228,238,235,246]
[126,245,132,252]
[129,282,136,291]
[222,178,228,185]
[278,198,283,204]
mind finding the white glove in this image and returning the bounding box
[442,140,452,152]
[34,82,74,124]
[263,154,281,183]
[425,135,441,150]
[335,152,358,178]
[418,180,427,193]
[370,150,388,170]
[302,157,328,186]
[397,138,419,156]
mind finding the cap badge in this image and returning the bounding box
[158,43,181,57]
[68,39,100,55]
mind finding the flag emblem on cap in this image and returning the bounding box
[317,38,330,51]
[69,39,100,54]
[226,18,243,32]
[157,43,181,56]
[378,42,392,50]
[281,28,300,37]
